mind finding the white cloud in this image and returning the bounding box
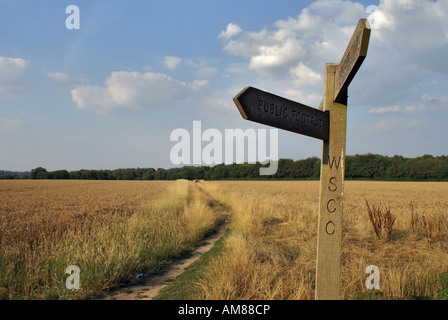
[347,0,448,108]
[374,0,448,74]
[163,56,183,70]
[290,62,322,87]
[282,89,322,107]
[220,0,366,98]
[47,72,71,83]
[199,96,233,111]
[368,105,401,115]
[224,62,247,75]
[182,58,219,78]
[0,56,29,96]
[403,94,448,112]
[362,117,420,133]
[368,94,448,115]
[71,71,207,114]
[47,72,87,85]
[192,79,209,87]
[196,66,218,77]
[0,117,23,130]
[218,23,243,40]
[250,38,305,76]
[219,0,448,121]
[222,0,366,71]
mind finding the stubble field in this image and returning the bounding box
[1,179,447,300]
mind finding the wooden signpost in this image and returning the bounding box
[233,19,371,300]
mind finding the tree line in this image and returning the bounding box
[1,154,448,181]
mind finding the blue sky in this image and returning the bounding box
[1,0,447,171]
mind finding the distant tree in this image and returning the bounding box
[1,174,15,179]
[313,158,321,178]
[293,157,317,178]
[31,167,51,179]
[166,168,181,180]
[69,170,81,180]
[142,168,156,180]
[36,171,50,179]
[385,155,404,179]
[19,154,448,182]
[274,158,294,178]
[123,169,136,180]
[79,169,91,180]
[96,170,108,180]
[435,156,448,180]
[212,164,228,180]
[373,154,391,179]
[154,168,167,180]
[52,170,69,179]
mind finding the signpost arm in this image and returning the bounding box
[335,19,370,103]
[315,63,347,300]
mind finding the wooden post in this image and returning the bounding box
[315,63,348,300]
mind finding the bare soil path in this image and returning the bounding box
[104,222,227,300]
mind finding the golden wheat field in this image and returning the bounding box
[194,180,448,300]
[1,179,448,300]
[0,179,223,299]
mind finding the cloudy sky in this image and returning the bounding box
[1,0,447,171]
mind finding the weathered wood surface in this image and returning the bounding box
[315,63,347,300]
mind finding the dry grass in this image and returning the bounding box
[2,179,447,300]
[195,180,448,300]
[0,180,221,299]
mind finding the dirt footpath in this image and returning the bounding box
[104,221,227,300]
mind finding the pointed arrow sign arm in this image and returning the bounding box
[234,87,329,141]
